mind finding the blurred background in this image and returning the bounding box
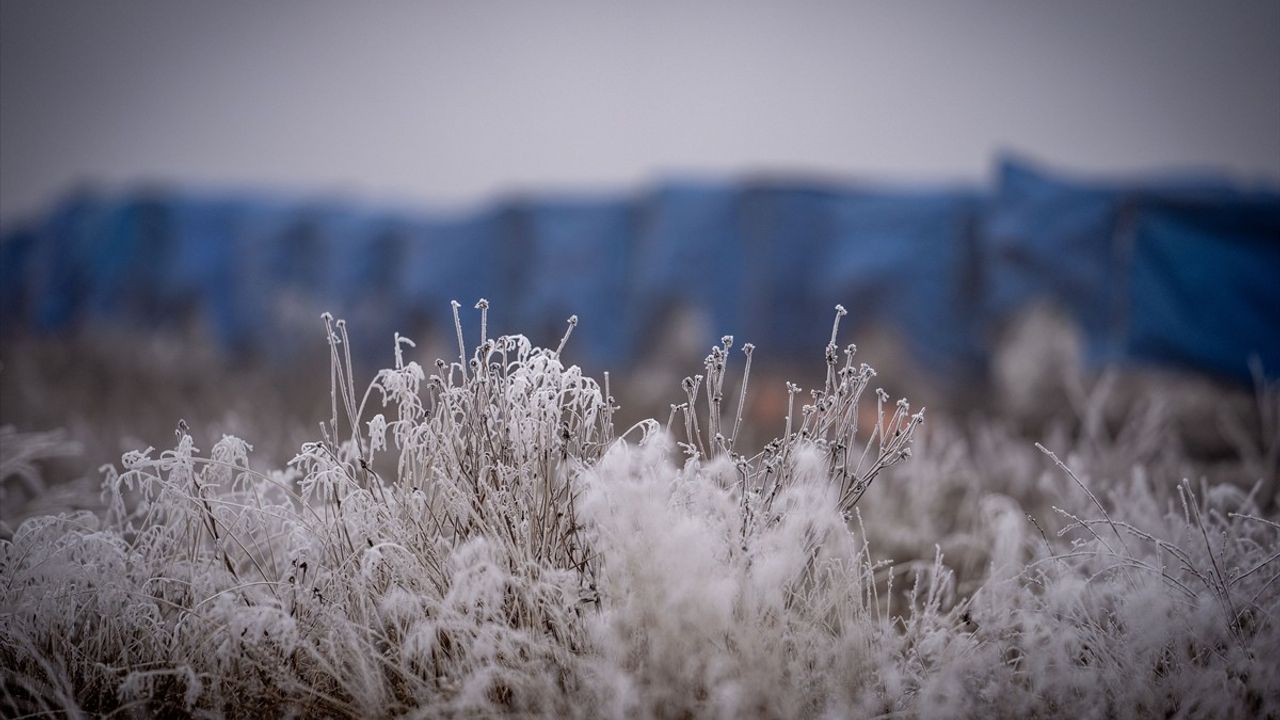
[2,1,1278,518]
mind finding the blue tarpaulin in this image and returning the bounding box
[1126,193,1280,381]
[2,158,1277,385]
[982,157,1279,383]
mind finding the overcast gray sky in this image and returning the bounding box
[2,1,1278,223]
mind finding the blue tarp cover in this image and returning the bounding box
[2,158,1277,385]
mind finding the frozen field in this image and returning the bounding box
[1,308,1278,718]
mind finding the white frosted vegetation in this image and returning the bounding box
[1,307,1277,718]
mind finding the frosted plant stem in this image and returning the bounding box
[336,320,361,452]
[555,315,578,358]
[322,313,340,440]
[476,298,489,345]
[1036,443,1129,555]
[730,344,754,454]
[451,300,468,382]
[829,305,847,348]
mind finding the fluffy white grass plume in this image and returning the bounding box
[2,305,1278,718]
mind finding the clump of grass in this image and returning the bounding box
[2,304,1278,718]
[0,426,82,534]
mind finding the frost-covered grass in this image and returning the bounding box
[2,305,1278,718]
